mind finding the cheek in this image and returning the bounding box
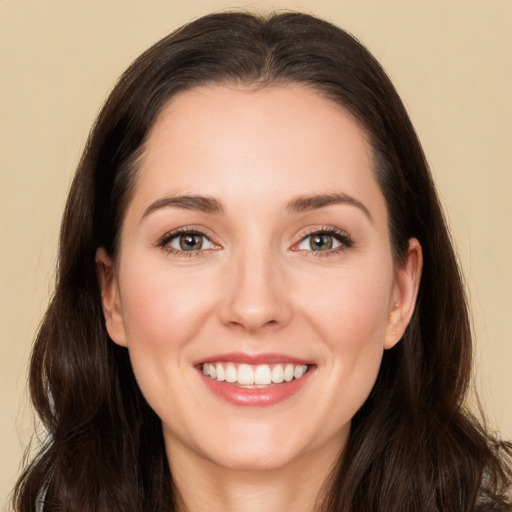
[116,261,220,423]
[301,262,392,345]
[297,262,393,409]
[119,261,218,350]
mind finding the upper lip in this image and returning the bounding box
[195,352,313,366]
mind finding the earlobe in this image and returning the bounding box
[95,247,127,347]
[385,238,423,349]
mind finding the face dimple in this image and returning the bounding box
[109,84,401,472]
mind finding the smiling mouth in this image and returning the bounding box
[201,362,310,388]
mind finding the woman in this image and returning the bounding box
[13,11,511,512]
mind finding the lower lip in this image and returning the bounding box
[199,368,314,406]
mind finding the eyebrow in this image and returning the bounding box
[142,194,224,219]
[142,191,371,222]
[286,192,372,222]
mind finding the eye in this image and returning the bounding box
[296,229,353,253]
[158,229,218,254]
[299,233,340,251]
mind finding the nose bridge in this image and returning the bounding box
[219,239,291,332]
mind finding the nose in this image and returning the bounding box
[218,248,293,333]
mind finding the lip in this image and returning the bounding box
[196,352,313,366]
[196,353,316,407]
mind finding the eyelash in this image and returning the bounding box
[157,227,216,257]
[295,226,354,257]
[156,226,354,257]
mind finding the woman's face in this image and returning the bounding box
[98,84,421,472]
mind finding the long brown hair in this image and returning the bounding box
[13,11,511,512]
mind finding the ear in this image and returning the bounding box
[384,238,423,349]
[95,247,127,347]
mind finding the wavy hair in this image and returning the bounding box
[13,11,511,512]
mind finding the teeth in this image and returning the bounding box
[284,364,294,382]
[216,363,225,382]
[202,362,308,386]
[238,364,254,385]
[225,363,237,383]
[254,364,272,385]
[271,365,284,383]
[294,365,306,379]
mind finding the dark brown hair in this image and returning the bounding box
[13,11,511,512]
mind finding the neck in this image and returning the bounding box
[166,438,342,512]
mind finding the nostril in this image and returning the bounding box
[217,271,293,331]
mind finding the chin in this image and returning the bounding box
[206,444,300,472]
[193,424,320,473]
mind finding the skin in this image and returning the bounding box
[97,84,422,512]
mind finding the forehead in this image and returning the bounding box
[129,84,385,221]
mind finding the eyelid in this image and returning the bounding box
[291,225,354,253]
[168,233,216,251]
[154,224,353,256]
[156,226,221,255]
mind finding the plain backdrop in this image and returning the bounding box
[1,0,511,507]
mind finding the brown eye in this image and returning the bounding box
[296,229,353,253]
[309,234,333,251]
[179,234,203,251]
[299,233,339,252]
[166,232,216,252]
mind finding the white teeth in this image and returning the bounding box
[271,364,284,383]
[294,365,306,379]
[202,362,309,386]
[238,364,254,385]
[254,364,272,385]
[225,363,237,383]
[216,363,225,382]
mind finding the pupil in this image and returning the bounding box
[311,234,332,251]
[179,234,203,251]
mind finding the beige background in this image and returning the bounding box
[1,0,511,507]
